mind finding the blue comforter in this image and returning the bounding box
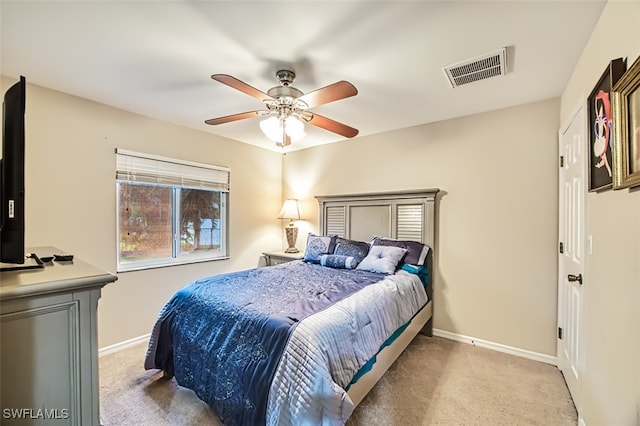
[145,261,385,426]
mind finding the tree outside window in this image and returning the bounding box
[179,188,221,254]
[117,182,227,271]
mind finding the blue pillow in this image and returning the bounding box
[334,238,370,264]
[320,254,357,269]
[303,233,337,263]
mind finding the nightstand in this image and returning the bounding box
[263,250,304,266]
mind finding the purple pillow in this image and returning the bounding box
[371,237,429,266]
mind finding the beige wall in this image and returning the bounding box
[283,98,561,357]
[3,2,638,421]
[560,1,640,425]
[0,77,284,347]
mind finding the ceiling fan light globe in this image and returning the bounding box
[260,116,283,142]
[260,115,305,143]
[285,116,305,140]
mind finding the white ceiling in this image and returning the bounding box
[0,1,606,152]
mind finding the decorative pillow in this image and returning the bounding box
[372,237,430,266]
[356,245,407,274]
[334,238,370,264]
[320,254,357,269]
[303,233,337,263]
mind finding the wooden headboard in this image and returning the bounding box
[315,188,439,249]
[316,188,439,300]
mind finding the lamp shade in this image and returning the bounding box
[278,199,301,221]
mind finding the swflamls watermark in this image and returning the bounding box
[2,408,70,420]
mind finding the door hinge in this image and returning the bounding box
[559,242,564,254]
[558,327,563,339]
[560,156,564,167]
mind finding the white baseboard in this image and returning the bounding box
[99,333,150,357]
[99,329,557,366]
[433,328,557,365]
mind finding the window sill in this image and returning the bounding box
[116,255,230,273]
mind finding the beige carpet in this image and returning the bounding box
[99,336,577,425]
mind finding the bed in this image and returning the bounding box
[144,188,439,425]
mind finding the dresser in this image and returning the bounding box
[0,247,117,425]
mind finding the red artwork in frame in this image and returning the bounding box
[587,58,626,192]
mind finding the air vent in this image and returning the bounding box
[443,48,507,88]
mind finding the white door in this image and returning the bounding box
[557,102,586,412]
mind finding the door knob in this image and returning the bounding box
[567,273,583,285]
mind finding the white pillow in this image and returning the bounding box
[356,245,407,274]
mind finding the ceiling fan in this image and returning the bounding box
[205,69,359,147]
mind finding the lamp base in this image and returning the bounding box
[284,225,299,253]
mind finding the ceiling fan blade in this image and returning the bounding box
[211,74,275,102]
[297,81,358,108]
[205,110,262,125]
[307,113,359,138]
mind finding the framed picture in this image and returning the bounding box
[587,58,626,192]
[612,55,640,189]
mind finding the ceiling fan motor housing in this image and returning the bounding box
[268,70,304,105]
[276,69,296,86]
[267,85,304,103]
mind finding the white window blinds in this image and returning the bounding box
[325,206,346,237]
[116,149,230,192]
[396,204,424,241]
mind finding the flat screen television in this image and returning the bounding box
[1,76,27,267]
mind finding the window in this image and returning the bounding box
[116,149,229,272]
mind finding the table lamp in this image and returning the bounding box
[278,199,301,253]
